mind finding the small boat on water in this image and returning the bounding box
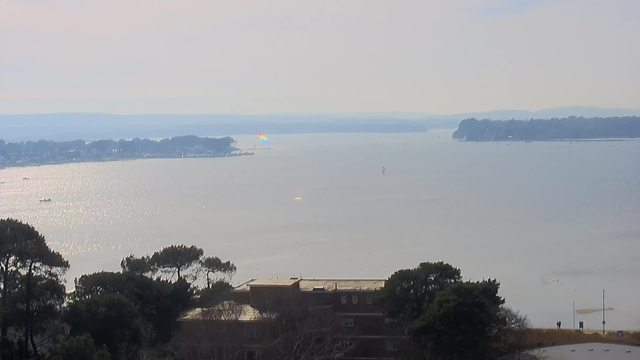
[39,198,52,203]
[23,177,30,180]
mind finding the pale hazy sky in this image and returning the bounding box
[1,0,639,114]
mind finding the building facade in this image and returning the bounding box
[177,278,396,360]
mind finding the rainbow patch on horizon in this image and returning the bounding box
[258,133,269,143]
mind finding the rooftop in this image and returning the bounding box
[300,279,385,291]
[179,301,271,322]
[233,278,385,292]
[232,278,300,291]
[246,278,301,287]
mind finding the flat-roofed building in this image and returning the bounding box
[178,277,393,360]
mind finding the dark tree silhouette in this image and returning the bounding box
[65,294,145,360]
[199,256,236,289]
[150,245,204,281]
[0,218,69,358]
[376,261,461,324]
[120,255,154,276]
[412,279,505,360]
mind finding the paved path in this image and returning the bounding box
[525,343,637,360]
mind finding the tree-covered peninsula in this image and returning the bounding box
[0,135,244,167]
[452,116,640,141]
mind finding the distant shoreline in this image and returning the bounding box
[0,135,247,169]
[458,138,639,143]
[541,138,637,142]
[0,152,254,170]
[452,117,640,142]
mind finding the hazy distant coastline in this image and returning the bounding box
[452,116,640,142]
[3,107,640,142]
[0,135,249,168]
[0,113,430,142]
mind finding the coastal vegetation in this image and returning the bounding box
[0,136,240,168]
[0,218,235,360]
[376,262,531,360]
[2,219,635,360]
[452,116,640,141]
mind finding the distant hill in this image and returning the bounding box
[422,106,640,121]
[0,113,428,142]
[1,107,639,141]
[452,116,640,141]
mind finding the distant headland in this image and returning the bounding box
[0,135,248,168]
[452,116,640,142]
[2,108,640,142]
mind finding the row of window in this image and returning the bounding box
[249,315,380,334]
[341,318,355,327]
[340,294,373,305]
[245,340,396,359]
[245,324,258,338]
[316,338,355,349]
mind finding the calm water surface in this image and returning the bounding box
[1,130,640,329]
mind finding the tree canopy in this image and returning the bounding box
[377,263,530,360]
[200,256,236,289]
[58,334,111,360]
[71,270,191,345]
[120,255,153,276]
[412,280,505,360]
[2,219,535,360]
[0,218,69,359]
[150,245,204,281]
[452,116,640,141]
[1,219,239,360]
[65,294,145,360]
[0,135,237,167]
[376,261,461,324]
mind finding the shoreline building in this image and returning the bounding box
[177,277,398,360]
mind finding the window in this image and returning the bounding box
[351,295,358,304]
[344,340,355,349]
[385,340,399,352]
[245,324,258,338]
[245,349,257,360]
[366,296,373,305]
[341,295,347,304]
[342,318,354,327]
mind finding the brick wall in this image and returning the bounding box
[232,290,251,304]
[250,286,295,311]
[333,291,381,313]
[175,320,259,360]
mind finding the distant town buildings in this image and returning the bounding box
[0,135,240,167]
